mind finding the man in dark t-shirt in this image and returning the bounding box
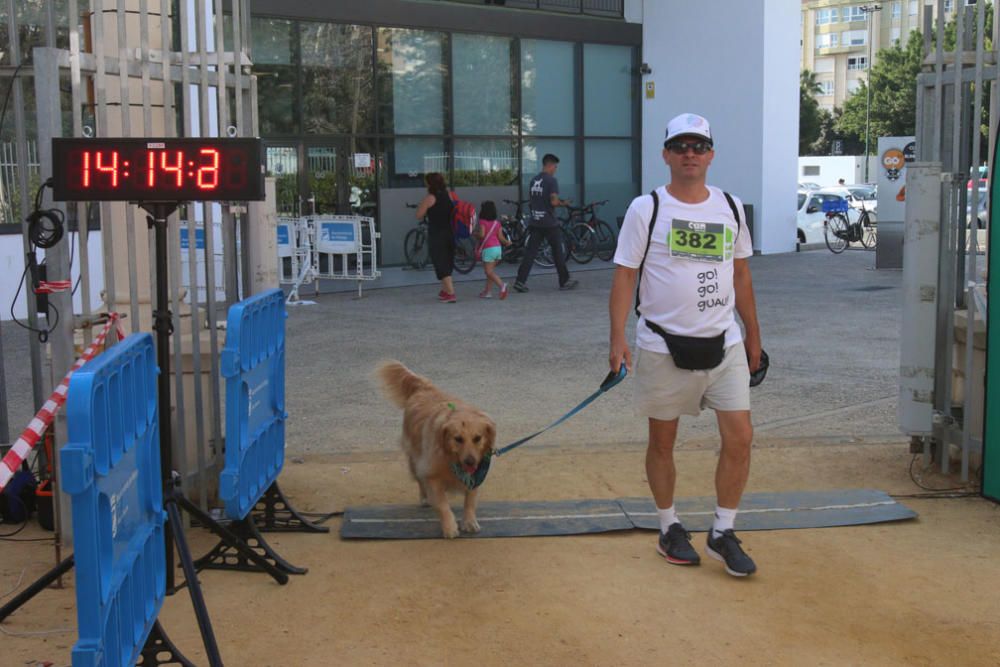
[514,153,578,292]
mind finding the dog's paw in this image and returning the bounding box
[441,517,460,539]
[419,496,430,507]
[460,517,481,534]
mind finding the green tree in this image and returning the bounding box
[836,30,925,153]
[799,70,824,155]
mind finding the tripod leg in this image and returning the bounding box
[165,497,224,667]
[138,620,197,667]
[0,555,74,623]
[254,481,330,533]
[174,494,289,585]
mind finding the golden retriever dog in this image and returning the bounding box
[378,360,496,538]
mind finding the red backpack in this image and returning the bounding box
[449,191,478,239]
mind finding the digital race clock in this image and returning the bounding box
[51,137,266,202]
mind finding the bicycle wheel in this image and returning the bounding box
[859,215,876,249]
[453,237,477,274]
[403,227,428,269]
[592,220,617,261]
[531,228,556,267]
[502,220,524,263]
[568,223,595,264]
[824,214,849,254]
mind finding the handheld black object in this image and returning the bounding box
[750,349,770,387]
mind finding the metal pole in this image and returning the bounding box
[862,4,882,183]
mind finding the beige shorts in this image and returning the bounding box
[634,343,751,420]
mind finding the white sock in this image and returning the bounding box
[712,506,738,537]
[657,505,679,533]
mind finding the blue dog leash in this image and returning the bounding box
[452,364,628,489]
[494,364,627,457]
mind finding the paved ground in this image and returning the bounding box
[5,248,1000,666]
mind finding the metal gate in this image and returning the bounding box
[902,0,996,485]
[0,0,265,543]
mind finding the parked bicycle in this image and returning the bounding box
[823,198,876,254]
[563,199,616,261]
[500,198,530,264]
[552,204,596,264]
[403,203,477,273]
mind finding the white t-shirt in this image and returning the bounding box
[614,185,753,354]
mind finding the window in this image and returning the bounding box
[521,39,575,135]
[847,56,868,70]
[252,18,297,135]
[803,166,820,176]
[583,43,634,137]
[453,139,517,186]
[892,2,901,18]
[909,0,918,15]
[377,29,448,135]
[819,81,834,95]
[814,57,835,73]
[847,79,862,93]
[300,23,374,135]
[584,139,634,227]
[816,8,839,24]
[842,29,867,45]
[891,27,901,43]
[944,0,953,12]
[816,33,839,49]
[452,34,514,135]
[845,5,866,21]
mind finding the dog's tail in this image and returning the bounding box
[377,360,433,408]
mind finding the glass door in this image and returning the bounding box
[304,139,378,217]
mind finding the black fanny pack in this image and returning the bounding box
[645,321,725,371]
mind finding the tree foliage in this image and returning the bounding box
[799,70,824,154]
[836,30,924,152]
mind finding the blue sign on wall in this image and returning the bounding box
[62,333,165,667]
[220,288,287,520]
[276,225,290,246]
[179,227,205,250]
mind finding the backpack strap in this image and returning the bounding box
[633,189,660,318]
[722,191,743,241]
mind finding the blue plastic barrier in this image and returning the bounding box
[220,288,287,520]
[61,333,165,667]
[821,198,849,213]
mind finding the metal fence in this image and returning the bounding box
[1,0,261,545]
[0,140,40,228]
[439,0,624,18]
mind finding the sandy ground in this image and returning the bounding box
[3,252,1000,665]
[3,441,999,667]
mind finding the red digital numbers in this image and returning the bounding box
[82,150,120,188]
[55,138,264,202]
[196,149,220,190]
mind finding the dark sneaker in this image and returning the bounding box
[656,522,701,566]
[706,529,757,577]
[513,281,529,293]
[559,279,579,291]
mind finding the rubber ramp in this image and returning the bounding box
[340,489,915,540]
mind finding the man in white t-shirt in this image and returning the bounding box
[608,113,763,577]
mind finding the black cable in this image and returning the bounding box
[890,492,980,499]
[0,62,25,139]
[9,263,59,342]
[297,510,344,525]
[0,518,28,538]
[907,454,971,493]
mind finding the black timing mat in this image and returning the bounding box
[340,489,916,540]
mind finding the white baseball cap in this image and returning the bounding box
[664,113,713,146]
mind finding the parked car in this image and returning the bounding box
[797,190,860,245]
[798,181,822,191]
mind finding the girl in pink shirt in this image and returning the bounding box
[475,200,511,299]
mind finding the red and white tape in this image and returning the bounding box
[0,314,124,493]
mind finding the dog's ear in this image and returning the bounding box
[436,417,453,454]
[483,418,497,453]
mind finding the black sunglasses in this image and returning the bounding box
[666,140,713,155]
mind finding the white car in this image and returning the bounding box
[797,190,860,245]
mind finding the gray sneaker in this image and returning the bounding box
[706,529,757,577]
[656,522,700,566]
[559,279,579,291]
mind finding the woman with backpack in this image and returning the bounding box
[415,172,457,303]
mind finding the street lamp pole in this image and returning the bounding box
[861,4,881,183]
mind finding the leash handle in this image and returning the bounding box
[495,364,627,457]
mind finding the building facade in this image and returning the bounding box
[800,0,957,112]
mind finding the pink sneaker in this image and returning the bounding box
[499,283,509,300]
[440,292,457,303]
[437,290,449,301]
[479,289,492,299]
